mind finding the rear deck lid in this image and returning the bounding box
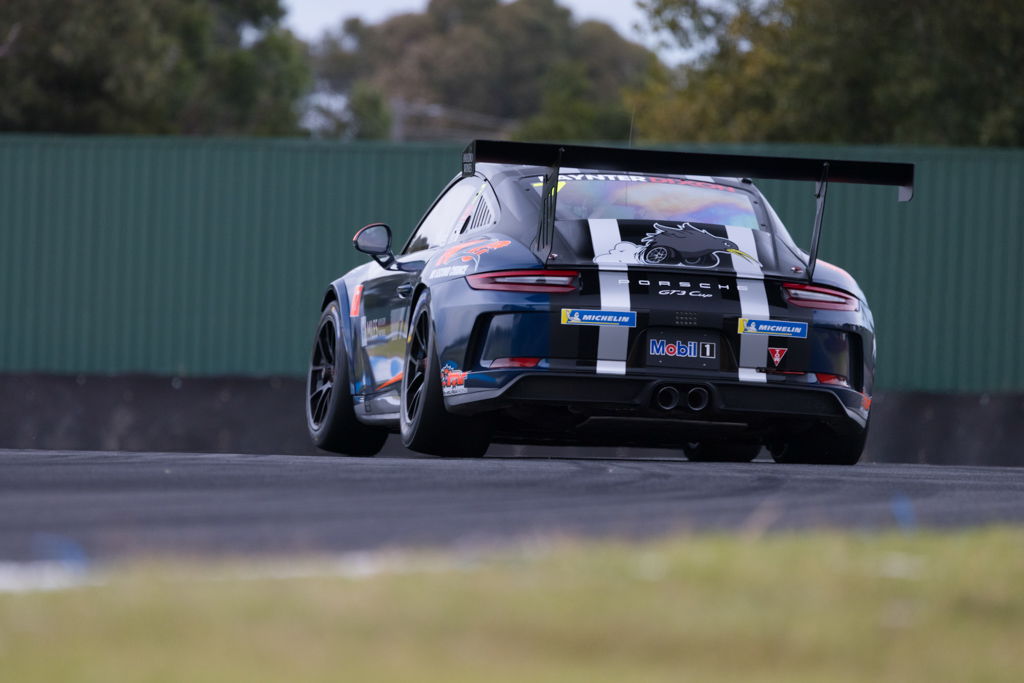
[552,218,782,279]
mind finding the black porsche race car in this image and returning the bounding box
[306,141,913,464]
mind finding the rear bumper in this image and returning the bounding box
[446,371,868,446]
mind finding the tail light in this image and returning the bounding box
[489,357,543,368]
[782,283,859,311]
[815,373,850,387]
[467,270,579,293]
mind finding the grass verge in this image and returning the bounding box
[1,527,1022,682]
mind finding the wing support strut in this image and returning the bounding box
[807,162,829,281]
[533,146,564,262]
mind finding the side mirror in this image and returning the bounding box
[353,223,396,268]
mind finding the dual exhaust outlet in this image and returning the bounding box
[655,385,710,412]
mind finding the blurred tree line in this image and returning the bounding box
[309,0,653,140]
[0,0,310,135]
[1,0,1022,145]
[633,0,1024,146]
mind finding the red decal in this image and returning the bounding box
[377,372,403,390]
[350,284,364,317]
[438,239,511,266]
[458,240,511,262]
[440,362,468,395]
[768,347,788,366]
[438,239,488,265]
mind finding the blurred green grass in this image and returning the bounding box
[1,528,1022,682]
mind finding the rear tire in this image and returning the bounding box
[306,301,388,456]
[400,292,491,457]
[684,440,761,462]
[770,425,865,465]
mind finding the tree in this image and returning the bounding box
[515,61,633,142]
[0,0,310,135]
[310,0,655,141]
[632,0,1024,146]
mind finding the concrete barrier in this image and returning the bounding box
[0,374,319,455]
[1,374,1020,466]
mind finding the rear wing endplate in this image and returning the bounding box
[463,140,914,278]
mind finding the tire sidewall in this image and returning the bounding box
[772,423,867,466]
[307,302,346,445]
[400,292,435,444]
[399,290,490,457]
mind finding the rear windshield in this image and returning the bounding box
[525,174,760,230]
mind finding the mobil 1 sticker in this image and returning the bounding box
[645,328,721,370]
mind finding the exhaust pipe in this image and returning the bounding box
[655,385,680,411]
[686,387,710,412]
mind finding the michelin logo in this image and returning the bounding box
[737,318,808,338]
[561,309,636,327]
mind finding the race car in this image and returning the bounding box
[306,140,913,464]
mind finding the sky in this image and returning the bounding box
[283,0,655,49]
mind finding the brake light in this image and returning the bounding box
[815,373,850,387]
[782,283,859,311]
[467,270,579,293]
[489,357,543,368]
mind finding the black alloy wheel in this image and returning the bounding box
[403,307,430,425]
[400,291,490,457]
[305,301,387,456]
[770,425,866,466]
[308,314,337,431]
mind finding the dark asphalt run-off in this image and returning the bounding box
[3,449,1024,562]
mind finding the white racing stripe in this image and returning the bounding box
[588,218,630,375]
[726,226,769,383]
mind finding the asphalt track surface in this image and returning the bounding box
[3,448,1024,561]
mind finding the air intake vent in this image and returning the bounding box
[469,200,493,230]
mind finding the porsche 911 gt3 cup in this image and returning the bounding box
[306,140,913,464]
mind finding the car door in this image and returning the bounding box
[358,176,483,414]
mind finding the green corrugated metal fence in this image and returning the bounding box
[1,135,1021,391]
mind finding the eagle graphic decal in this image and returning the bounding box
[593,222,761,268]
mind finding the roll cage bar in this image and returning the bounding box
[462,139,914,281]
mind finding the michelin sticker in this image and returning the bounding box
[737,318,808,338]
[561,309,636,327]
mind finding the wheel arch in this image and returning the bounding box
[318,279,363,396]
[404,282,432,333]
[320,287,339,312]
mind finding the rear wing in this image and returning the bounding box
[462,140,914,279]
